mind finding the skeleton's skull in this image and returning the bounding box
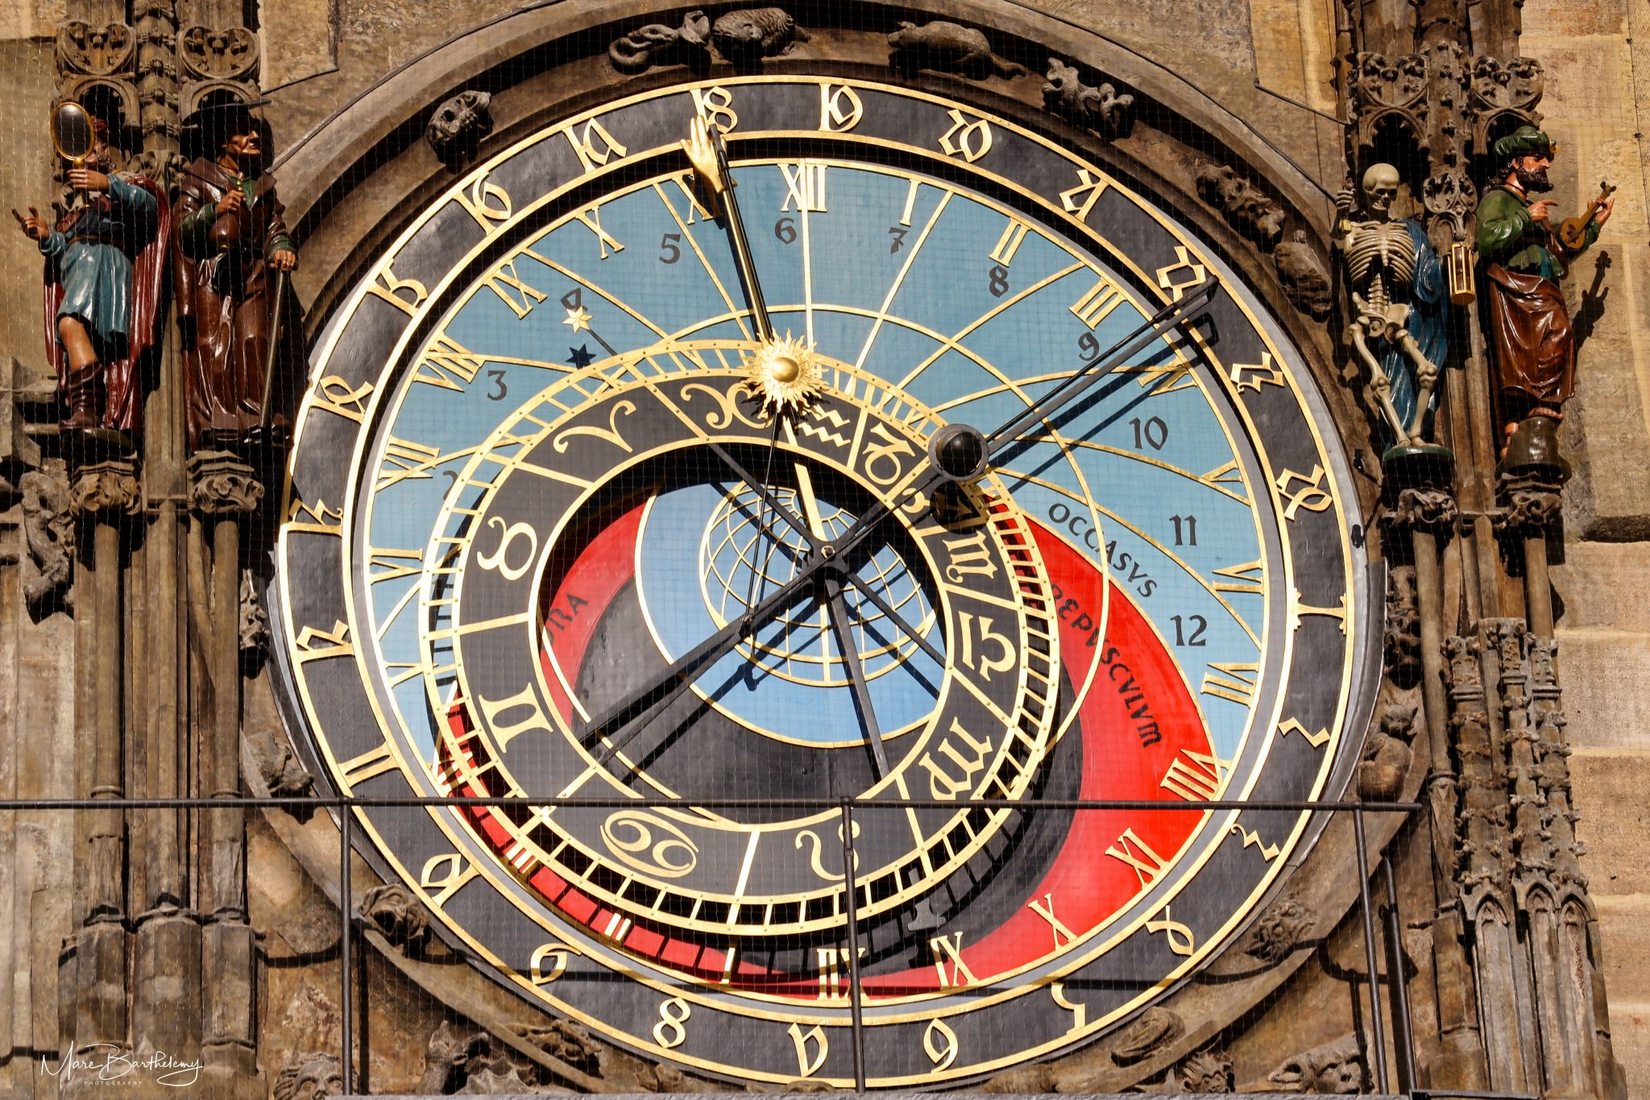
[1361,163,1401,220]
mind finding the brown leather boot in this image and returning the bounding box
[61,386,99,430]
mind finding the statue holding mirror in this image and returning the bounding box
[10,103,169,438]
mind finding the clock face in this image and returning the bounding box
[275,77,1370,1085]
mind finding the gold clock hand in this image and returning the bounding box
[685,117,774,342]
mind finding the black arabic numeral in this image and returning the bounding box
[659,232,682,264]
[1130,416,1168,451]
[486,368,508,401]
[987,264,1009,298]
[1171,614,1208,647]
[1170,514,1198,546]
[774,216,797,244]
[1077,331,1100,360]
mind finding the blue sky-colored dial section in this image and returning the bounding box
[364,159,1271,763]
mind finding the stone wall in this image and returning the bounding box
[1528,0,1650,1089]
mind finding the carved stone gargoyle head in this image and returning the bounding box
[273,1053,344,1100]
[425,90,494,168]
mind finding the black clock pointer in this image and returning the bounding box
[581,279,1220,767]
[797,462,893,779]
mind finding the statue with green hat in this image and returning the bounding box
[1475,122,1613,462]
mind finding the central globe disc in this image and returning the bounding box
[634,462,944,747]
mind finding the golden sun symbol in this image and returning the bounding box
[744,334,823,413]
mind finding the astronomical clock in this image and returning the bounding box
[273,73,1374,1086]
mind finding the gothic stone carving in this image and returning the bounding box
[887,20,1026,80]
[425,90,495,168]
[609,11,711,74]
[188,455,264,518]
[522,1019,603,1078]
[710,8,807,68]
[248,727,315,802]
[240,568,270,658]
[359,883,432,955]
[1383,565,1421,687]
[1110,1006,1184,1064]
[1422,168,1476,237]
[1469,55,1545,113]
[56,20,135,76]
[20,469,74,615]
[1195,162,1285,249]
[1275,231,1334,320]
[1351,52,1429,111]
[1347,52,1428,155]
[273,1052,344,1100]
[1043,59,1134,143]
[1178,1047,1235,1092]
[70,461,140,517]
[1267,1033,1370,1093]
[179,25,259,82]
[421,1021,528,1094]
[1245,897,1313,962]
[1361,702,1418,800]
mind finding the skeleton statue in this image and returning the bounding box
[1334,163,1450,449]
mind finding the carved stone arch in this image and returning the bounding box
[60,75,141,129]
[180,78,261,121]
[1475,107,1543,165]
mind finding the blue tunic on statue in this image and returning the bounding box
[38,176,159,350]
[1383,218,1450,442]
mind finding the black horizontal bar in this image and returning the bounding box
[0,795,1421,813]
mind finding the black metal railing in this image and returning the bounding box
[5,794,1456,1095]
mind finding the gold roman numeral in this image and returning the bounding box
[571,207,624,258]
[367,546,423,584]
[1026,893,1077,948]
[1071,275,1127,328]
[1201,661,1259,706]
[1106,827,1169,888]
[1212,559,1264,596]
[989,218,1030,266]
[376,437,446,491]
[780,162,828,212]
[484,258,549,319]
[928,932,977,988]
[415,335,486,391]
[1160,748,1225,801]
